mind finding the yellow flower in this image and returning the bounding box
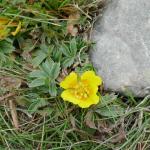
[60,71,102,108]
[0,17,10,25]
[11,21,21,36]
[0,17,21,40]
[0,27,10,40]
[0,17,10,40]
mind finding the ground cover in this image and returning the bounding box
[0,0,149,149]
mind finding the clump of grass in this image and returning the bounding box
[0,0,150,150]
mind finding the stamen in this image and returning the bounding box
[73,81,90,100]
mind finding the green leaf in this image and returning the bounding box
[41,60,60,79]
[50,62,60,79]
[38,107,54,116]
[0,40,15,53]
[60,44,71,56]
[32,51,47,67]
[41,59,53,75]
[40,44,53,54]
[18,38,34,51]
[49,80,57,97]
[99,94,117,108]
[62,57,75,68]
[29,70,47,78]
[40,44,48,52]
[52,49,62,62]
[70,38,77,56]
[28,98,49,114]
[29,78,45,87]
[0,52,7,64]
[95,105,125,117]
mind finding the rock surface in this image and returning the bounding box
[91,0,150,96]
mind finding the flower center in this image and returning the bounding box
[73,82,90,100]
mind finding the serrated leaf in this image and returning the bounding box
[38,107,54,116]
[95,105,125,117]
[29,78,45,87]
[41,59,53,75]
[99,94,117,108]
[40,44,48,52]
[19,38,34,51]
[50,62,60,79]
[28,98,49,114]
[40,44,53,54]
[70,38,77,56]
[53,49,62,62]
[32,51,47,67]
[0,52,6,65]
[41,60,60,79]
[62,57,75,68]
[49,80,57,97]
[29,70,47,78]
[60,44,71,56]
[0,40,15,53]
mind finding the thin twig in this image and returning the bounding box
[9,100,19,129]
[0,93,15,102]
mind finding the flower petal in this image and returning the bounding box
[81,71,102,86]
[0,17,9,25]
[0,27,10,40]
[88,85,99,95]
[61,89,80,104]
[78,94,100,108]
[60,72,77,89]
[11,21,21,36]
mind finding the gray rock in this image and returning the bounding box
[91,0,150,97]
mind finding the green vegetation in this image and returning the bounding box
[0,0,150,149]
